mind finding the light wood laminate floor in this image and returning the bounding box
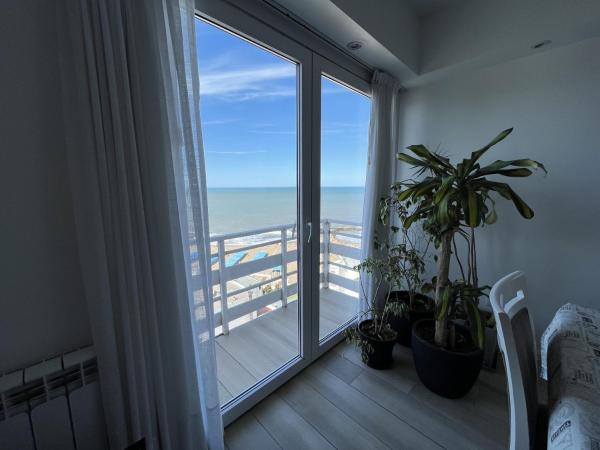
[216,288,358,404]
[224,339,509,449]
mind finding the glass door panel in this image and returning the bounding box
[196,17,301,406]
[319,75,370,341]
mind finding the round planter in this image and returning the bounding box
[358,319,397,370]
[411,319,483,398]
[387,291,434,347]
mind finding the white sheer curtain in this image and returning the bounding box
[360,70,402,313]
[59,0,223,449]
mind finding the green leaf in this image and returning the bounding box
[462,128,513,176]
[471,158,546,179]
[464,297,485,349]
[477,180,511,200]
[494,168,533,177]
[407,145,453,171]
[398,187,416,201]
[434,176,455,204]
[482,181,535,219]
[404,203,430,228]
[507,188,534,219]
[436,193,451,226]
[397,152,429,167]
[378,198,390,225]
[403,213,418,229]
[407,144,434,160]
[469,160,513,177]
[487,127,513,146]
[511,158,548,175]
[484,200,497,224]
[413,179,440,198]
[462,188,481,227]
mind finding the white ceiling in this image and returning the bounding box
[272,0,419,79]
[405,0,461,16]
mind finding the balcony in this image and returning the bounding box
[203,220,361,405]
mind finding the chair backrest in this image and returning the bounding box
[490,271,539,450]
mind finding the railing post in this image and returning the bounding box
[280,227,288,307]
[217,239,230,334]
[322,220,330,289]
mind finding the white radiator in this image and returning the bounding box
[0,347,108,450]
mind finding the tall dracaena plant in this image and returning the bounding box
[394,128,546,348]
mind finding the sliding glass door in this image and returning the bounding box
[197,17,303,407]
[317,70,370,344]
[311,56,371,356]
[195,3,371,425]
[195,5,315,425]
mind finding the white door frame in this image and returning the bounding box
[195,0,372,426]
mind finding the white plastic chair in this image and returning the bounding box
[490,271,547,450]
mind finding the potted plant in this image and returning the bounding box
[378,199,434,346]
[394,128,545,398]
[345,254,400,369]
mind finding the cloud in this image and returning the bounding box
[250,129,296,135]
[200,62,296,101]
[322,121,369,134]
[246,122,296,135]
[201,118,237,126]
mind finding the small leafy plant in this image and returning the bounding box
[345,255,400,363]
[379,196,431,317]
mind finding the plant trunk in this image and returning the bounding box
[435,317,448,348]
[434,231,453,347]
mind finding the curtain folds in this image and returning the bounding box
[59,0,223,449]
[359,70,402,314]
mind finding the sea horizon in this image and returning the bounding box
[207,186,364,236]
[207,185,364,189]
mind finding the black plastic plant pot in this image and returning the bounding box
[411,319,484,399]
[357,319,397,370]
[387,291,435,347]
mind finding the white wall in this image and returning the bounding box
[0,0,91,372]
[397,37,600,334]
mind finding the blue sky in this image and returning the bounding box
[196,19,370,188]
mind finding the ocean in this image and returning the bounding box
[207,187,364,236]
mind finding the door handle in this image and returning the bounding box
[306,221,313,244]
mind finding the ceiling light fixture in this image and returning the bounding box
[531,39,552,49]
[346,41,363,51]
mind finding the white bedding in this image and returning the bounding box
[541,303,600,450]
